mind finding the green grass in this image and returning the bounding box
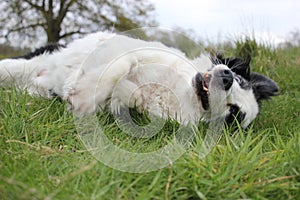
[0,42,300,200]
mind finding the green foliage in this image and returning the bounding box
[235,37,259,58]
[0,42,300,199]
[0,44,30,58]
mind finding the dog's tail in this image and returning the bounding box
[0,58,34,85]
[0,57,46,94]
[0,43,63,95]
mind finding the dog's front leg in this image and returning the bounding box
[110,78,143,114]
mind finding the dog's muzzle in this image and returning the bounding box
[193,66,234,111]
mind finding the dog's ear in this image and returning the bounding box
[250,72,279,102]
[216,53,224,62]
[229,54,251,81]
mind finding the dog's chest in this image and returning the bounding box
[126,65,200,123]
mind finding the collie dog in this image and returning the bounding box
[0,32,278,128]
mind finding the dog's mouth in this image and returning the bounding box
[193,72,212,110]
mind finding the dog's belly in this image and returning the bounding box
[121,63,201,124]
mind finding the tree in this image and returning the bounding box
[0,0,156,47]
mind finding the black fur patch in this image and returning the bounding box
[233,74,252,90]
[13,43,64,60]
[250,72,279,102]
[225,104,246,127]
[214,53,279,102]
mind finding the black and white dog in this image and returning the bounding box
[0,32,278,128]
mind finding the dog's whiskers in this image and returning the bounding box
[230,62,244,70]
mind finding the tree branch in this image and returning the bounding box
[59,29,87,39]
[57,0,76,25]
[42,0,46,9]
[4,23,46,38]
[23,0,44,12]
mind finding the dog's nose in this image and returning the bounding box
[220,69,233,90]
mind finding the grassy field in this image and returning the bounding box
[0,40,299,200]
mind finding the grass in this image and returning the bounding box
[0,40,300,200]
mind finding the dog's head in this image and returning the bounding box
[193,54,278,128]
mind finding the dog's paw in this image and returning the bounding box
[111,85,144,115]
[128,87,143,108]
[111,78,144,111]
[110,98,124,115]
[66,88,98,115]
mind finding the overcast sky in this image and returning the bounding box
[149,0,300,45]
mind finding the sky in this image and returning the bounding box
[149,0,300,45]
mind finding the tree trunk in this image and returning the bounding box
[44,0,61,43]
[46,21,61,43]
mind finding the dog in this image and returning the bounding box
[0,32,278,128]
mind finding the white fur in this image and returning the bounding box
[0,32,259,127]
